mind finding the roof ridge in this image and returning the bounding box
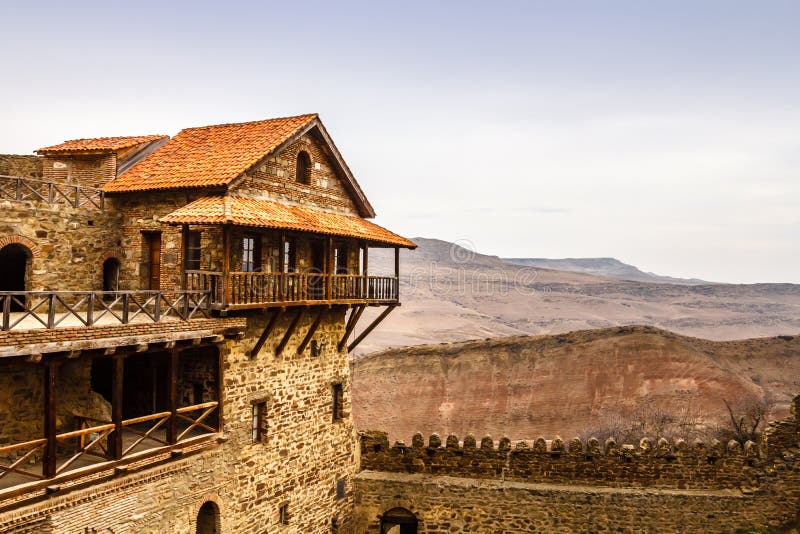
[54,134,167,142]
[178,113,318,133]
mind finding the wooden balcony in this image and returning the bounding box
[185,271,399,311]
[0,289,210,331]
[0,174,105,210]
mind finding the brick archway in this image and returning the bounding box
[0,235,40,259]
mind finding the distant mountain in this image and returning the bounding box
[502,257,710,285]
[354,237,800,354]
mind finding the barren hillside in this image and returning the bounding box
[351,326,800,443]
[353,238,800,354]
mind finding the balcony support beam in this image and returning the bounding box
[110,355,125,460]
[275,308,304,357]
[297,309,324,355]
[250,308,283,358]
[166,348,179,445]
[338,305,365,352]
[347,304,397,353]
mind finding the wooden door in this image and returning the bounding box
[144,233,161,290]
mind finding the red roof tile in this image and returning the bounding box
[36,135,168,154]
[103,114,317,193]
[161,196,416,248]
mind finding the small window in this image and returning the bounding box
[279,503,289,525]
[185,231,201,271]
[242,235,262,272]
[252,401,267,443]
[332,383,344,422]
[283,239,296,273]
[296,151,311,184]
[335,478,346,500]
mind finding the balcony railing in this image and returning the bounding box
[0,290,211,331]
[185,271,399,309]
[0,174,105,210]
[0,401,219,499]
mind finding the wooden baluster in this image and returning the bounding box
[86,292,94,326]
[47,293,56,328]
[2,294,9,331]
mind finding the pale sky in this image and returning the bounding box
[1,1,798,283]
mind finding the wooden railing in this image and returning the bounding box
[220,272,399,307]
[185,270,224,305]
[0,290,211,331]
[0,401,220,495]
[0,175,105,210]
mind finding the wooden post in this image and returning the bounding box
[167,348,179,444]
[394,247,400,300]
[222,224,231,308]
[111,355,124,460]
[326,237,334,301]
[279,232,287,301]
[180,224,188,290]
[362,242,369,299]
[43,361,58,479]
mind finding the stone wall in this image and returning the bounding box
[359,431,764,490]
[355,397,800,532]
[353,471,800,533]
[235,132,360,216]
[0,155,43,178]
[0,308,358,533]
[0,200,121,292]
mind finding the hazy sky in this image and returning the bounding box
[1,1,798,283]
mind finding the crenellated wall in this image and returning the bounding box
[355,396,800,532]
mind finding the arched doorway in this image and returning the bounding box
[0,244,30,311]
[380,507,418,534]
[102,257,120,292]
[196,501,220,534]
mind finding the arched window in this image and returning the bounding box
[196,501,220,534]
[380,507,418,534]
[295,151,311,185]
[0,244,32,311]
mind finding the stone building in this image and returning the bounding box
[0,114,415,533]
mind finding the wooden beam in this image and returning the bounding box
[338,305,365,352]
[222,224,231,307]
[250,309,283,358]
[362,242,369,298]
[180,223,188,289]
[347,305,397,353]
[166,348,179,445]
[43,361,58,479]
[326,237,334,300]
[297,309,324,355]
[394,247,400,300]
[110,355,124,460]
[279,231,287,301]
[275,308,304,357]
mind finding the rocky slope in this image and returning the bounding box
[501,257,709,285]
[351,326,800,443]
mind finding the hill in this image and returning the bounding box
[351,326,800,443]
[355,238,800,354]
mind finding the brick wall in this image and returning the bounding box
[41,154,116,187]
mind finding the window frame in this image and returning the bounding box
[251,400,268,443]
[184,230,202,271]
[242,235,262,272]
[295,150,312,185]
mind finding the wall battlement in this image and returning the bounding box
[360,395,800,492]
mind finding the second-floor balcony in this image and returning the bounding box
[186,270,399,311]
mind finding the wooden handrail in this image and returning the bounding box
[122,411,172,426]
[0,439,47,456]
[0,174,105,210]
[0,289,210,331]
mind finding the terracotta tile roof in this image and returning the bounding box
[161,196,417,248]
[103,114,318,193]
[36,135,168,154]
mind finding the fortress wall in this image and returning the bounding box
[356,396,800,532]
